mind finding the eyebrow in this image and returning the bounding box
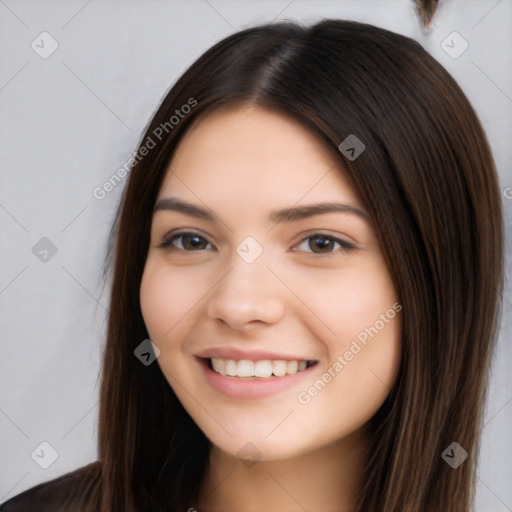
[153,197,368,224]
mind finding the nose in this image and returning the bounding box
[206,258,286,332]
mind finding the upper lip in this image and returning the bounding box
[195,347,317,362]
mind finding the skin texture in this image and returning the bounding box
[140,105,402,512]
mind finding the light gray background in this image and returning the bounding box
[0,0,511,510]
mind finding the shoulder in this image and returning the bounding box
[0,461,101,512]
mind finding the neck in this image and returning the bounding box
[197,428,368,512]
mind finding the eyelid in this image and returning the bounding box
[158,229,356,255]
[293,229,357,247]
[158,226,217,242]
[158,228,215,249]
[291,232,355,257]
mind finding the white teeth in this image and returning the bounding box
[254,360,273,378]
[286,360,298,374]
[211,358,227,375]
[226,359,237,376]
[209,357,313,378]
[237,360,254,377]
[211,358,221,373]
[273,360,287,377]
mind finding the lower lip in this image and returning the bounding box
[196,357,318,399]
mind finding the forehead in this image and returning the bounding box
[159,105,360,208]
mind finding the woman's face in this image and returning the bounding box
[140,105,402,462]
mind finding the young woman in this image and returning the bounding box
[1,18,503,512]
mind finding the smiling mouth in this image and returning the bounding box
[202,357,318,378]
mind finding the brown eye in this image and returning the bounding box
[308,236,335,253]
[160,232,213,251]
[297,234,354,256]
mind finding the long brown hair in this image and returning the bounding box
[90,19,504,511]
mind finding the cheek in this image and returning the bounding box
[291,260,401,418]
[338,273,398,344]
[332,269,402,394]
[139,261,203,340]
[288,260,398,346]
[296,312,401,444]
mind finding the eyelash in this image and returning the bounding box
[158,231,355,257]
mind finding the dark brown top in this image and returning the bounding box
[0,462,100,511]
